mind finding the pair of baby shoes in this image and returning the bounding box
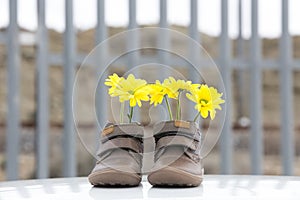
[88,120,203,187]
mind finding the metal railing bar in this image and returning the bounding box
[6,0,20,181]
[36,0,49,179]
[63,0,77,177]
[279,0,294,175]
[250,0,263,175]
[219,0,233,174]
[95,0,108,132]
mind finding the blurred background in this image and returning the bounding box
[0,0,300,181]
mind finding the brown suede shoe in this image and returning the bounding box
[88,123,143,186]
[148,120,203,187]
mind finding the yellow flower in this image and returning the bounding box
[162,77,192,99]
[148,81,165,106]
[188,83,200,92]
[111,74,149,107]
[209,86,225,119]
[104,73,124,95]
[176,79,192,91]
[186,84,225,120]
[147,77,193,107]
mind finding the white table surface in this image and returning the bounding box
[0,175,299,200]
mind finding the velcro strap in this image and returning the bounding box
[156,135,199,152]
[153,121,200,141]
[101,123,143,143]
[155,131,200,142]
[98,137,142,157]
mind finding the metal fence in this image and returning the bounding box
[0,0,298,180]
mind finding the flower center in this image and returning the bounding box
[128,90,134,95]
[200,99,208,105]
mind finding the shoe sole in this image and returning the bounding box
[148,166,203,187]
[88,169,141,187]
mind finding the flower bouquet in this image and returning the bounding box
[105,73,225,123]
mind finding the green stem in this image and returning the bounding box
[120,102,125,123]
[193,112,201,122]
[176,92,182,120]
[127,106,134,123]
[164,96,173,121]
